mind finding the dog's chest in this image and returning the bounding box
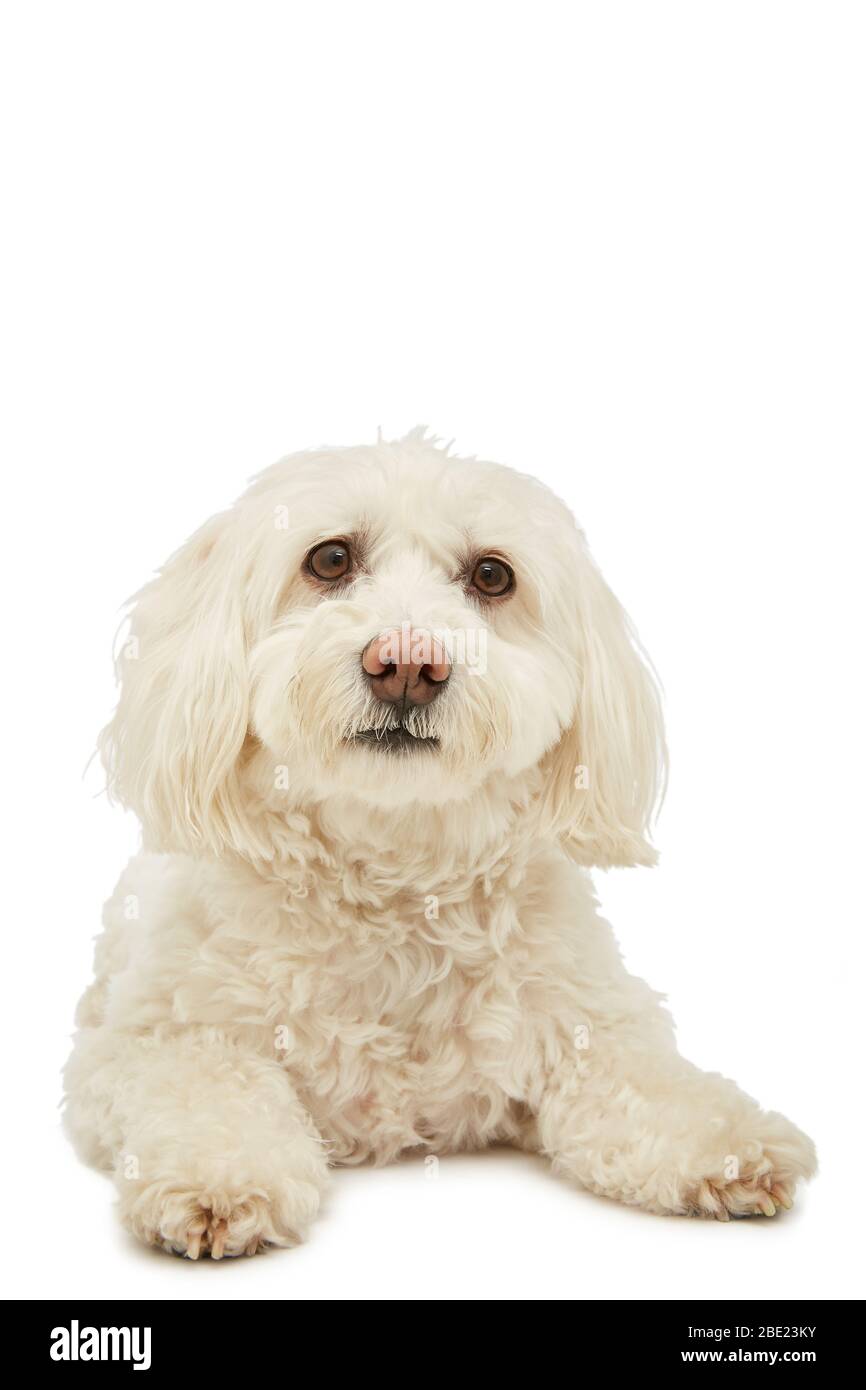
[141,853,550,1160]
[261,890,532,1159]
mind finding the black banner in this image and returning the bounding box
[6,1299,858,1371]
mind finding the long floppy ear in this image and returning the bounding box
[537,551,667,868]
[99,509,258,857]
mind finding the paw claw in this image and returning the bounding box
[691,1167,803,1221]
[210,1219,228,1260]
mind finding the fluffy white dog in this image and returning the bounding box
[64,430,816,1258]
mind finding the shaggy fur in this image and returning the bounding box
[64,430,816,1257]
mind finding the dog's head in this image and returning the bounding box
[102,431,665,866]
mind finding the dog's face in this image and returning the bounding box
[103,432,665,866]
[248,440,582,810]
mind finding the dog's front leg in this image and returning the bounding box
[65,1026,328,1257]
[534,1023,816,1219]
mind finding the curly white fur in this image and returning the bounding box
[64,429,816,1257]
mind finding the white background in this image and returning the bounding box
[2,1,864,1301]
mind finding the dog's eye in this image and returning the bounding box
[307,540,352,582]
[470,556,514,598]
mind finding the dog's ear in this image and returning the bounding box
[536,551,666,867]
[99,509,259,857]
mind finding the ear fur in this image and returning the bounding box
[99,510,258,857]
[537,553,667,868]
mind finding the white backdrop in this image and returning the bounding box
[1,1,864,1300]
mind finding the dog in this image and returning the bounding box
[64,429,816,1257]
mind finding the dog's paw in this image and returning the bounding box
[688,1173,796,1221]
[681,1111,817,1221]
[121,1179,322,1258]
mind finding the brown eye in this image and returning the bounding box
[470,556,514,597]
[307,539,352,582]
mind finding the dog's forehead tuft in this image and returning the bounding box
[245,435,577,555]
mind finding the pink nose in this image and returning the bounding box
[361,627,451,706]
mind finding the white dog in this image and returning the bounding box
[64,429,816,1258]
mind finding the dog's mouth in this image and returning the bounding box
[348,724,440,753]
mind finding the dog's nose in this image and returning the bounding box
[361,627,451,706]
